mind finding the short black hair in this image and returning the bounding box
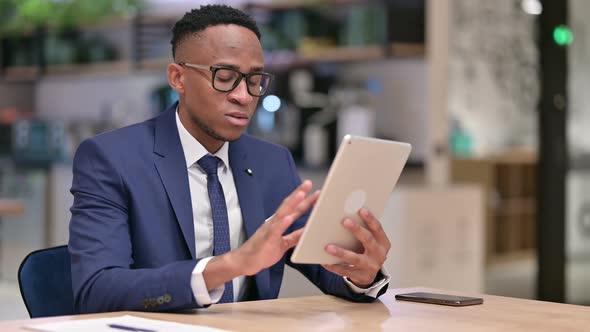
[171,4,261,59]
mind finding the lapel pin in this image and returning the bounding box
[246,168,253,176]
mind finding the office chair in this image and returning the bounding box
[18,245,75,318]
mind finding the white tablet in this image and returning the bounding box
[291,135,411,264]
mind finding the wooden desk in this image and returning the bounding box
[1,287,588,331]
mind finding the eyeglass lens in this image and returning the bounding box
[213,68,271,96]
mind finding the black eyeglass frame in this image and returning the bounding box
[177,62,273,97]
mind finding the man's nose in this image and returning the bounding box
[228,79,254,104]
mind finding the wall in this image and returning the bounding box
[569,0,590,155]
[37,72,167,247]
[35,73,165,123]
[448,0,539,157]
[0,171,46,282]
[566,0,590,304]
[338,58,427,163]
[0,82,37,281]
[0,82,35,110]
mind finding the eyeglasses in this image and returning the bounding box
[177,62,273,97]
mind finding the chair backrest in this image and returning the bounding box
[18,245,75,318]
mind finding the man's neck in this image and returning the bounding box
[177,104,224,153]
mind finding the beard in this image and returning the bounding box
[193,113,241,143]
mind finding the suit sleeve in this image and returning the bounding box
[280,148,388,303]
[68,138,202,313]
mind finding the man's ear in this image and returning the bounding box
[167,63,185,95]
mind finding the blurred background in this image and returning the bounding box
[0,0,588,319]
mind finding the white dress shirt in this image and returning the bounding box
[175,110,389,305]
[175,111,246,304]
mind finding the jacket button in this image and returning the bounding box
[164,294,172,303]
[157,296,164,305]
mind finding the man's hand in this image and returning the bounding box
[204,180,318,289]
[322,208,390,288]
[229,180,319,276]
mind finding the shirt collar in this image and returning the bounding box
[175,107,230,170]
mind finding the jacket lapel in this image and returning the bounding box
[152,108,271,297]
[153,103,196,259]
[229,138,272,300]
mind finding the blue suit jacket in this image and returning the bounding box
[69,103,384,314]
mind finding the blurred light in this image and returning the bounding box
[553,25,574,46]
[262,95,281,113]
[366,79,382,95]
[521,0,542,15]
[256,106,275,132]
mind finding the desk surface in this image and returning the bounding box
[0,199,25,217]
[1,287,589,331]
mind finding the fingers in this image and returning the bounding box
[287,189,320,222]
[342,218,379,254]
[320,209,391,287]
[325,244,365,267]
[341,217,388,266]
[275,190,320,235]
[358,208,391,252]
[322,244,380,286]
[281,228,304,250]
[275,180,313,219]
[290,189,320,221]
[321,261,376,287]
[324,243,380,274]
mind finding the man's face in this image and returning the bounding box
[174,24,264,152]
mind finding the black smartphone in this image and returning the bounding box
[395,292,484,307]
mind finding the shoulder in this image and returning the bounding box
[230,134,298,180]
[234,134,291,155]
[75,116,158,162]
[88,117,156,146]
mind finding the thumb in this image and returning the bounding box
[281,228,305,250]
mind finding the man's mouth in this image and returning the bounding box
[225,112,250,126]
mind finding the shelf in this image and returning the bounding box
[0,199,25,217]
[3,66,40,82]
[76,16,132,32]
[245,0,375,11]
[300,45,384,62]
[137,14,178,26]
[389,42,426,57]
[264,45,376,69]
[488,249,536,265]
[2,43,422,78]
[493,197,536,216]
[1,5,425,80]
[297,43,424,63]
[0,15,133,39]
[452,149,537,165]
[267,43,423,70]
[488,149,537,164]
[2,61,134,81]
[295,43,424,63]
[451,154,537,262]
[138,43,424,73]
[45,60,132,77]
[139,57,173,71]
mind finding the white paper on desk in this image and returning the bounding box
[25,314,234,332]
